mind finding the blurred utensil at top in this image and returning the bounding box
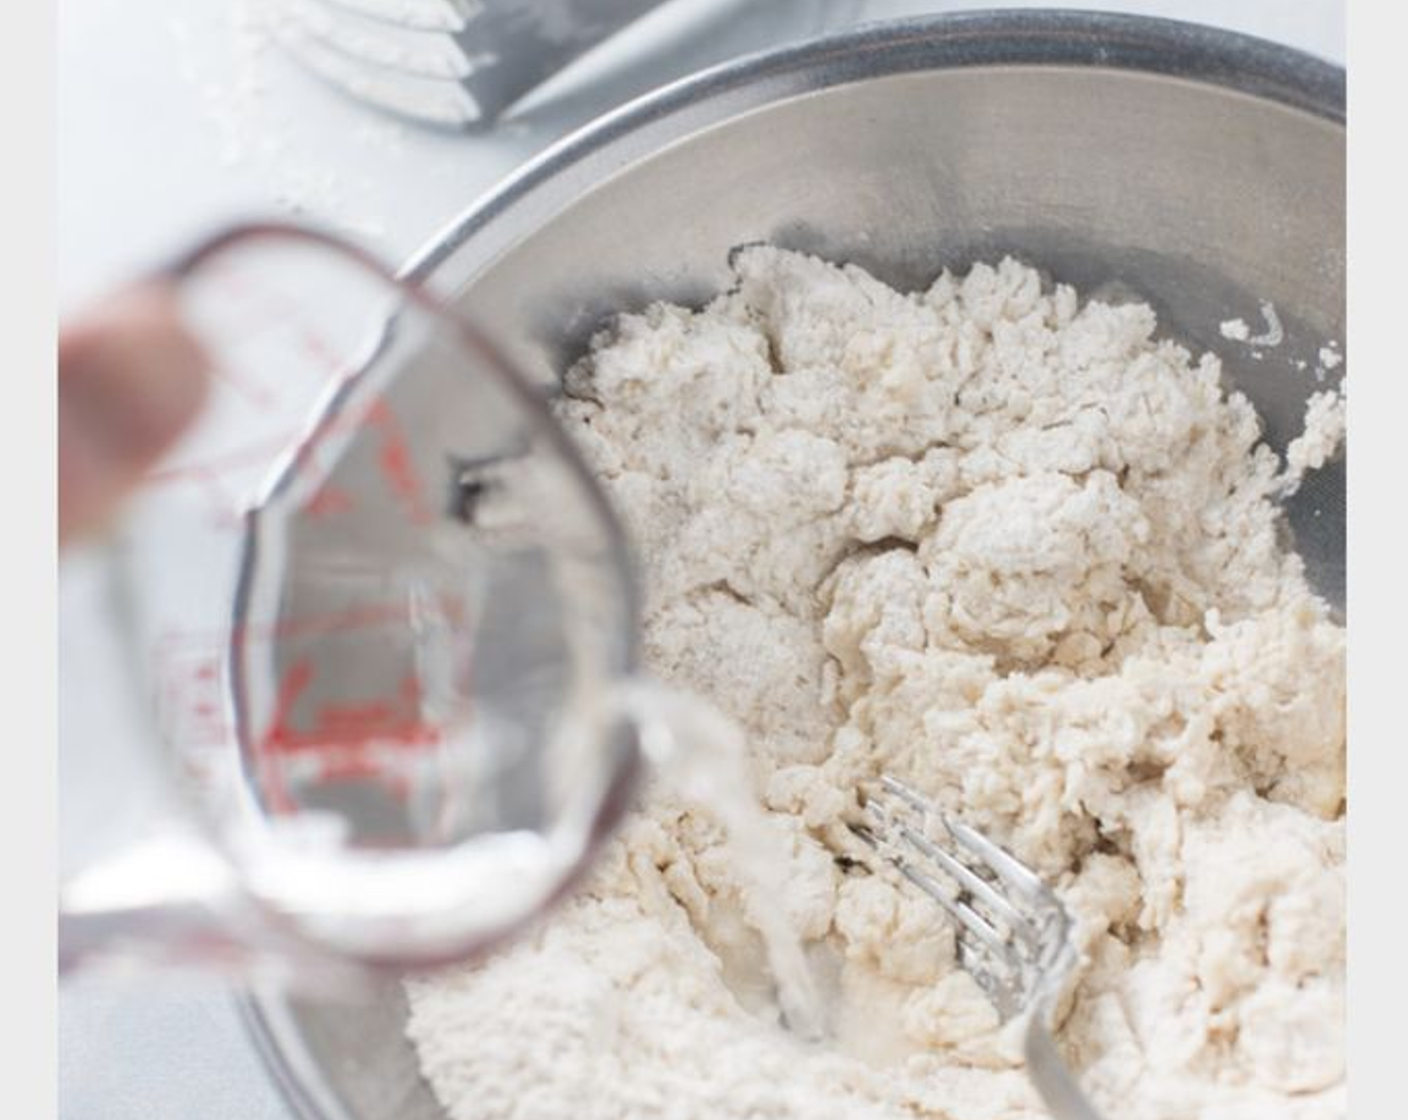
[274,0,670,127]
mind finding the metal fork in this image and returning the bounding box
[851,775,1108,1120]
[273,0,670,127]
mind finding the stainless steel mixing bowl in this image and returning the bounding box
[242,12,1345,1120]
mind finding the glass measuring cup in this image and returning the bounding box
[59,223,642,984]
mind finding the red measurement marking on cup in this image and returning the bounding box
[261,659,439,754]
[303,483,355,518]
[204,359,279,412]
[297,324,348,382]
[157,602,476,818]
[361,399,435,525]
[208,264,358,412]
[147,433,300,484]
[145,392,433,528]
[146,431,302,530]
[158,590,470,657]
[153,638,230,750]
[255,657,442,812]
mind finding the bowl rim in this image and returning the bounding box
[243,11,1345,1120]
[400,7,1343,291]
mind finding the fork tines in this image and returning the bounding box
[849,774,1067,1018]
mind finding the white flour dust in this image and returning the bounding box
[1220,302,1283,349]
[1219,316,1251,342]
[1283,390,1346,497]
[170,0,407,242]
[406,250,1345,1120]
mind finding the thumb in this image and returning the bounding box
[58,283,210,546]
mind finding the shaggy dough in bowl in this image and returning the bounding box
[407,249,1345,1120]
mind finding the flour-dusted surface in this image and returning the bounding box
[406,250,1346,1120]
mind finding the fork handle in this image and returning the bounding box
[1024,1016,1109,1120]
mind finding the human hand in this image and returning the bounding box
[58,285,209,546]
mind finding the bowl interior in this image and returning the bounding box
[246,16,1344,1120]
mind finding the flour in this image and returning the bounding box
[1282,389,1346,497]
[1246,301,1285,348]
[1220,303,1283,349]
[1318,344,1344,375]
[173,0,401,243]
[1219,317,1251,342]
[406,250,1346,1120]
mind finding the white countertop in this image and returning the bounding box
[58,2,1343,1118]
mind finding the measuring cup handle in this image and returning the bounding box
[58,832,281,978]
